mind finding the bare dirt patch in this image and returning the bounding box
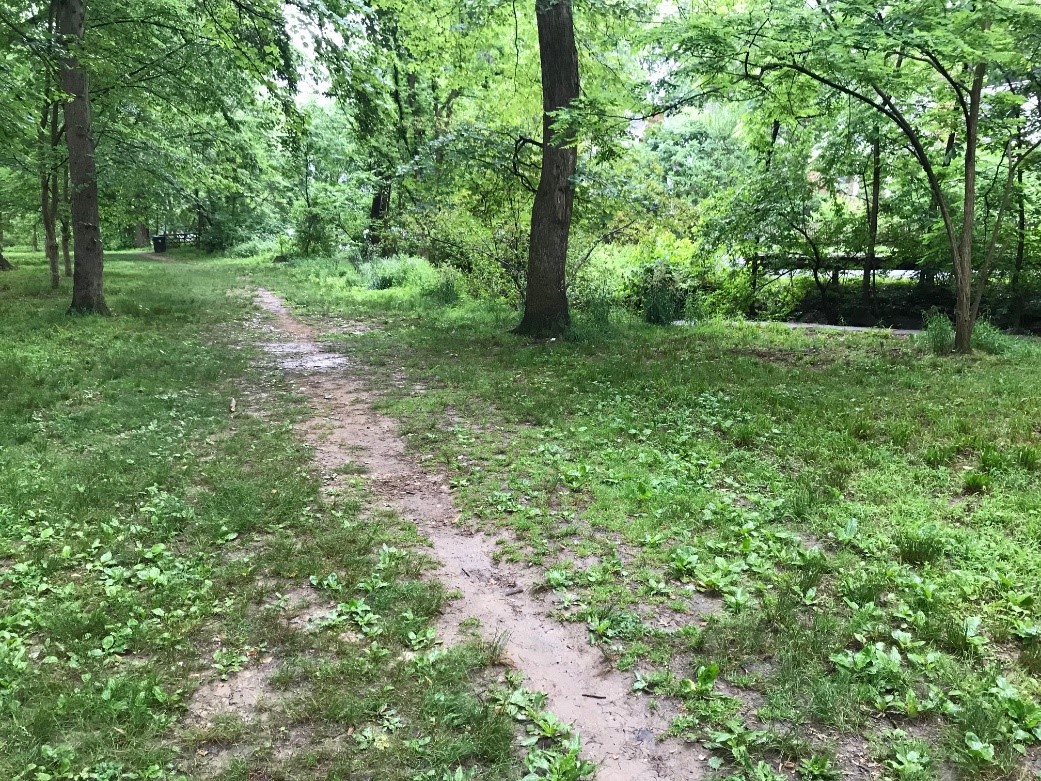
[186,658,280,726]
[252,288,708,781]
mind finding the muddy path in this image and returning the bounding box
[253,289,706,781]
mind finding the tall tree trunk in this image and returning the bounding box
[41,9,60,288]
[43,102,62,288]
[57,0,109,315]
[133,221,150,248]
[515,0,580,337]
[194,189,206,249]
[367,178,392,251]
[1010,170,1027,330]
[41,162,60,288]
[60,162,72,276]
[747,254,760,318]
[952,63,988,353]
[32,222,39,252]
[0,211,11,271]
[863,133,881,304]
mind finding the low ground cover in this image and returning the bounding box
[0,252,564,781]
[250,253,1041,780]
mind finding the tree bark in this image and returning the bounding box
[367,179,392,251]
[60,162,72,276]
[863,133,881,304]
[1010,170,1027,330]
[41,160,60,288]
[43,102,63,288]
[951,63,988,353]
[41,9,61,288]
[57,0,108,315]
[0,213,11,271]
[515,0,580,337]
[747,254,760,318]
[133,221,150,248]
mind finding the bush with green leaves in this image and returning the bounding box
[642,260,688,325]
[294,205,336,257]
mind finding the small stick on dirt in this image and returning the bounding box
[581,693,607,700]
[505,588,524,596]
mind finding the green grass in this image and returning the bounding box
[0,252,570,781]
[247,254,1041,780]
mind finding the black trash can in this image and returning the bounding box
[151,234,167,253]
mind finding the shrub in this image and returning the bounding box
[227,237,280,259]
[923,443,956,467]
[294,206,335,257]
[423,268,463,305]
[971,320,1011,355]
[1015,445,1040,471]
[642,261,688,325]
[366,256,436,290]
[920,311,955,356]
[574,288,615,333]
[894,524,946,566]
[962,470,992,495]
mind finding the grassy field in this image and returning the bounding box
[0,251,570,781]
[247,255,1041,780]
[4,249,1040,781]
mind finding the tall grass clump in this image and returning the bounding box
[971,320,1013,355]
[366,255,437,290]
[920,311,955,355]
[227,236,280,258]
[422,268,463,305]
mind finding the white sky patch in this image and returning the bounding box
[286,4,334,106]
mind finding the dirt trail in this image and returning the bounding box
[254,289,706,781]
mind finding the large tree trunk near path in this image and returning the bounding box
[57,0,109,315]
[514,0,580,338]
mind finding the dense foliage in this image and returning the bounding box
[2,0,1038,340]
